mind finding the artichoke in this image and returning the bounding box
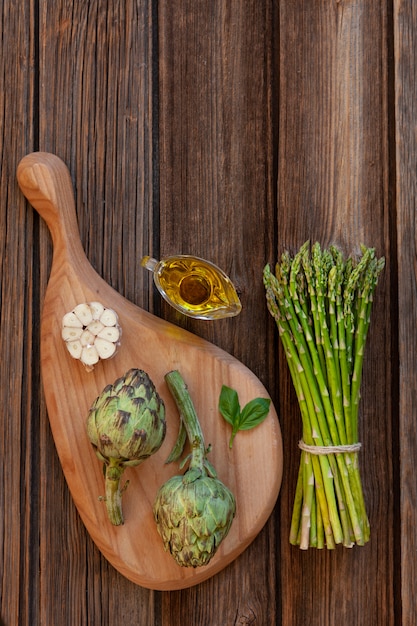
[87,368,166,525]
[153,370,236,567]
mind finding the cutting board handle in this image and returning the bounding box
[17,152,86,260]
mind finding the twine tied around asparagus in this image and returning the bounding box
[298,440,362,455]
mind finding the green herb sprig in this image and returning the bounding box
[219,385,271,448]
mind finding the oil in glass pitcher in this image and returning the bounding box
[141,254,242,320]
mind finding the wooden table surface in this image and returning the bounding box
[1,2,415,624]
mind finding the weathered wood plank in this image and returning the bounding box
[158,1,279,624]
[393,1,417,624]
[1,0,411,623]
[0,2,38,625]
[277,2,395,625]
[35,1,159,622]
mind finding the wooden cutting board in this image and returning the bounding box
[17,152,283,590]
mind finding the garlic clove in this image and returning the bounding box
[97,326,120,342]
[81,345,99,367]
[95,337,117,359]
[62,311,83,328]
[87,320,105,335]
[66,340,83,359]
[89,301,105,320]
[80,329,96,347]
[73,303,94,326]
[62,327,84,342]
[100,308,118,327]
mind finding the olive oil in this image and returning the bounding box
[141,255,242,320]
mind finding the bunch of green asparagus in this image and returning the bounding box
[263,241,384,549]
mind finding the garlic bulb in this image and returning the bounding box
[62,302,121,371]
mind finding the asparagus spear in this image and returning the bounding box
[264,242,384,549]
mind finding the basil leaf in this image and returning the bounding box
[237,398,271,431]
[218,385,240,425]
[218,385,271,448]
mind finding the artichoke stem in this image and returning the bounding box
[165,371,206,471]
[189,437,205,472]
[104,460,126,526]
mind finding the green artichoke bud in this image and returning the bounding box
[87,368,166,525]
[153,370,236,567]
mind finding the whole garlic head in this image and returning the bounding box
[62,302,121,371]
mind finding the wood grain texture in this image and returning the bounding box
[393,1,417,624]
[0,0,414,623]
[277,2,395,625]
[0,2,38,625]
[158,2,280,624]
[36,1,160,622]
